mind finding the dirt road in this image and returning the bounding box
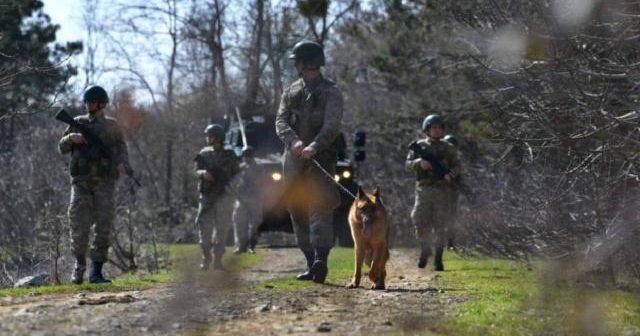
[0,248,458,335]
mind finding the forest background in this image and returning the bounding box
[1,0,639,289]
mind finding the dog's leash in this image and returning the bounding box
[311,158,358,200]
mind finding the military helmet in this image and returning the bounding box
[83,85,109,105]
[421,114,445,132]
[443,134,458,146]
[204,124,225,139]
[288,40,325,67]
[241,146,255,158]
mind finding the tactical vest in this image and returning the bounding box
[68,117,119,180]
[413,140,450,183]
[195,147,238,195]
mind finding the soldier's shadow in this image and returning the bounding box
[322,282,347,288]
[384,287,441,293]
[321,283,444,292]
[251,268,301,274]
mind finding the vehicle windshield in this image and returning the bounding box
[227,115,348,160]
[228,115,283,157]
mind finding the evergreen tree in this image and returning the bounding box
[0,0,82,118]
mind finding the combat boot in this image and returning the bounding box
[296,250,315,281]
[418,246,431,269]
[434,246,445,272]
[233,242,247,255]
[88,261,112,283]
[248,238,258,254]
[200,245,212,271]
[71,255,86,285]
[311,248,330,284]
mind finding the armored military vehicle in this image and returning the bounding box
[225,112,364,247]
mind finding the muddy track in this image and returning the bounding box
[0,248,458,335]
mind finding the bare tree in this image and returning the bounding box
[81,0,102,86]
[296,0,358,44]
[104,0,187,208]
[264,2,295,110]
[245,0,266,109]
[184,0,231,119]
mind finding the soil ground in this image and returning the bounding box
[0,247,458,336]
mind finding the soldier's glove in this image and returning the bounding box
[117,164,127,176]
[69,133,87,145]
[444,174,453,184]
[419,160,432,171]
[301,145,317,159]
[291,140,305,157]
[197,170,215,181]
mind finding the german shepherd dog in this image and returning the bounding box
[346,186,390,290]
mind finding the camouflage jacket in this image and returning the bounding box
[58,111,128,183]
[275,75,343,154]
[405,137,461,184]
[194,145,240,195]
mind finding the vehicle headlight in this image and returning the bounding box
[272,172,282,181]
[342,170,352,179]
[334,174,340,182]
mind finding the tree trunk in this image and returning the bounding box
[164,139,173,207]
[164,0,179,209]
[266,11,283,111]
[245,0,265,109]
[213,0,231,113]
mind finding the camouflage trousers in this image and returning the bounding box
[68,180,116,263]
[196,193,234,256]
[283,151,340,252]
[448,190,460,244]
[232,199,263,249]
[411,181,455,250]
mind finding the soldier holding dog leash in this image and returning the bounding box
[275,40,344,284]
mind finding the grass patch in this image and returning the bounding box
[166,244,262,276]
[259,247,355,290]
[0,244,262,298]
[434,252,640,336]
[0,270,173,298]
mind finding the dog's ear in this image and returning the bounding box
[372,186,380,201]
[357,186,366,200]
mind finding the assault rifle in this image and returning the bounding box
[407,140,474,202]
[195,156,233,194]
[55,109,141,187]
[408,140,451,179]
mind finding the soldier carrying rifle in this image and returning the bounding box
[194,124,240,271]
[405,114,462,271]
[58,85,130,284]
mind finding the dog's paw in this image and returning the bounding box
[371,284,385,290]
[346,282,359,289]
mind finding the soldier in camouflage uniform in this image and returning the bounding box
[275,40,343,284]
[194,124,239,270]
[443,134,461,249]
[406,114,461,271]
[232,146,264,254]
[59,85,129,284]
